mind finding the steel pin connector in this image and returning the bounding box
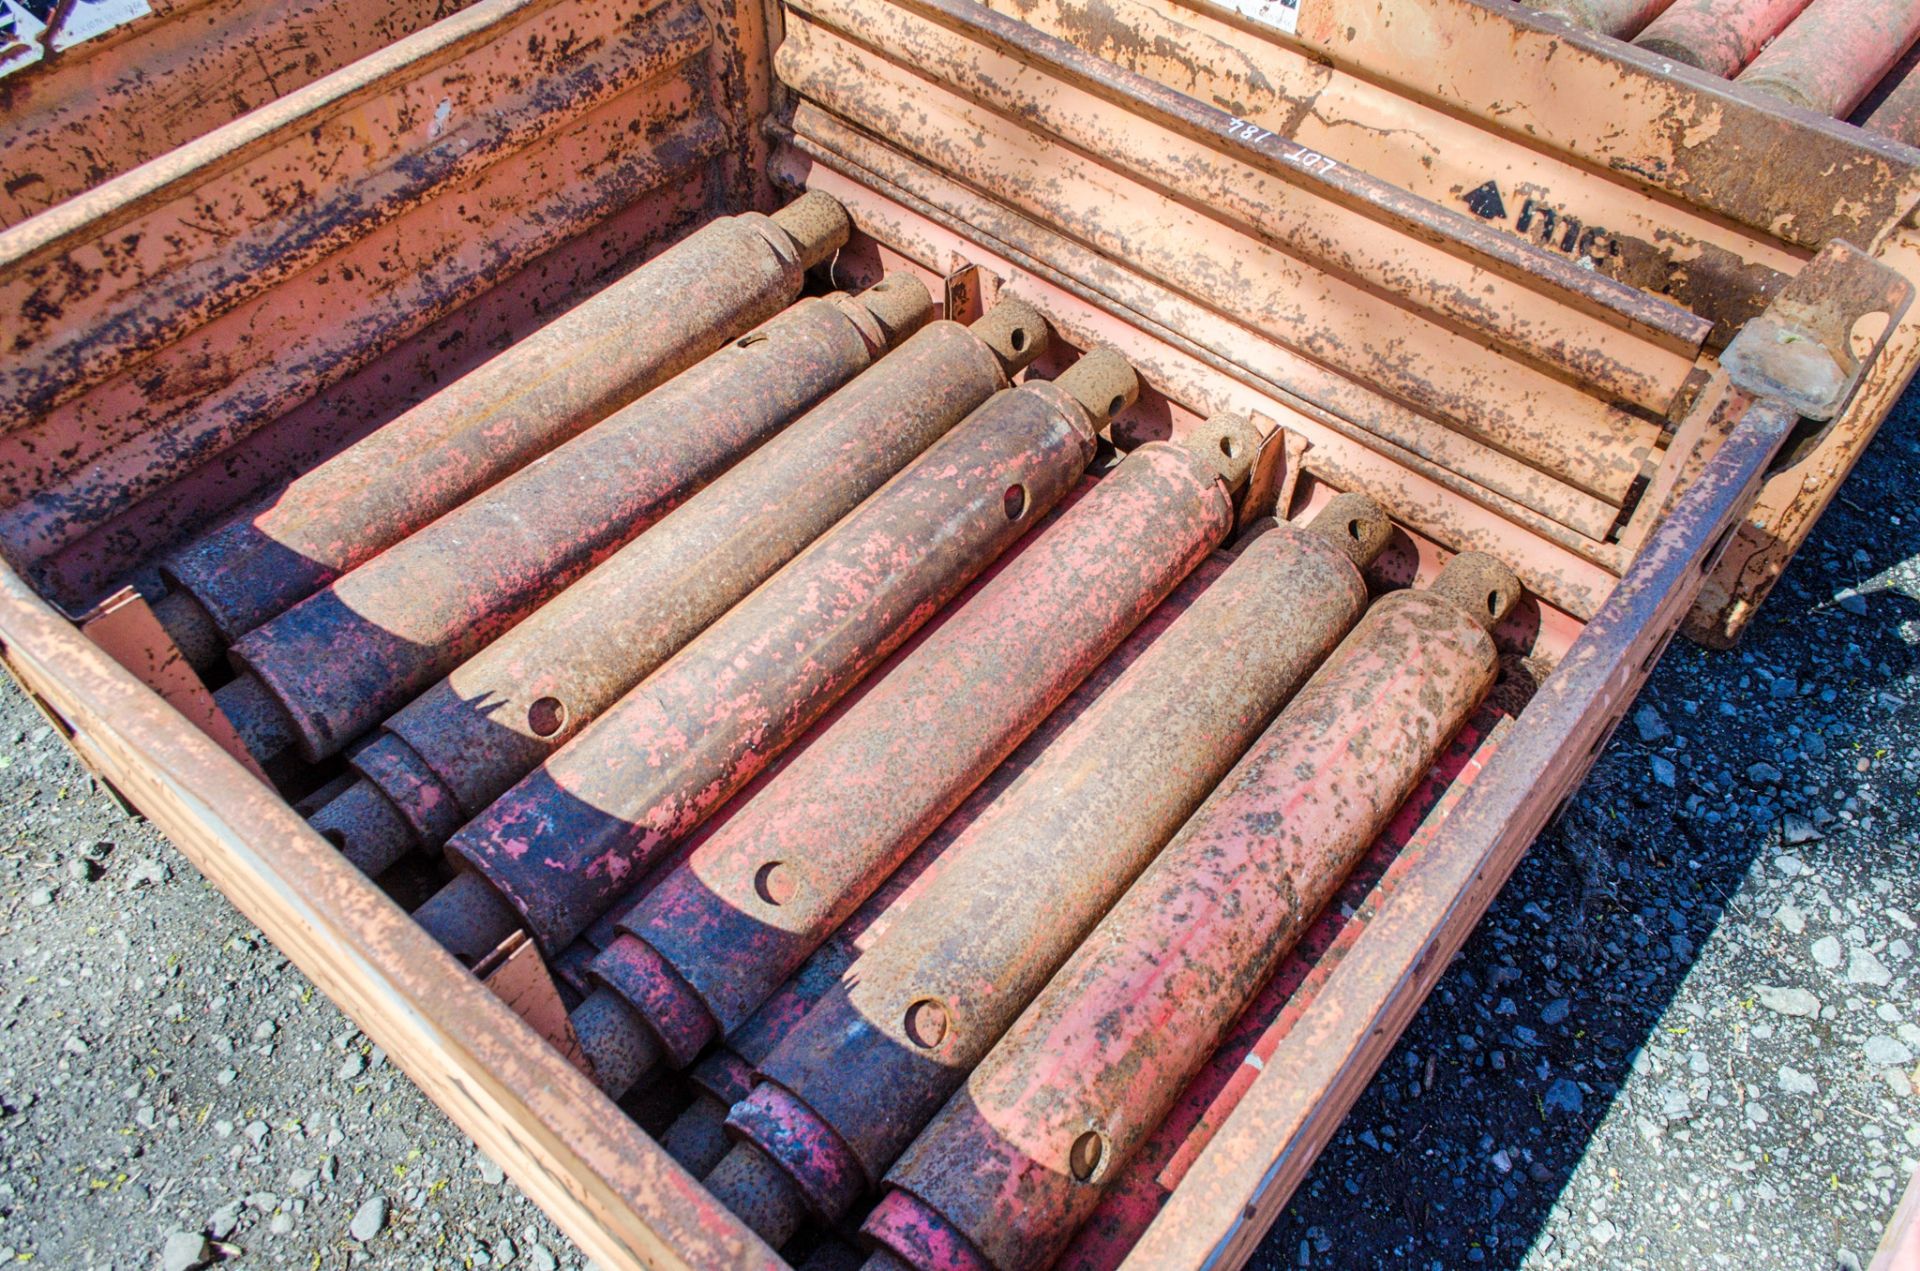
[768,190,853,271]
[413,871,521,967]
[966,299,1050,376]
[1180,413,1262,494]
[308,780,415,875]
[1052,347,1139,430]
[1306,492,1396,571]
[1429,551,1523,632]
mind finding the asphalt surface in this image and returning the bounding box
[0,392,1915,1270]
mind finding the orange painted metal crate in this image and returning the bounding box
[0,0,1916,1266]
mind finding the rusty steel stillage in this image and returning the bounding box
[3,0,1919,1267]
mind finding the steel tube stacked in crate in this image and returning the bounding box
[214,277,930,764]
[702,496,1395,1247]
[659,551,1240,1177]
[1524,0,1678,35]
[1734,0,1920,116]
[862,554,1519,1271]
[155,193,852,665]
[1632,0,1813,76]
[1866,52,1920,143]
[413,349,1143,963]
[311,299,1053,875]
[570,414,1267,1095]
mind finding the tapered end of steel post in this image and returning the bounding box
[967,299,1050,376]
[771,192,852,271]
[152,589,225,675]
[1306,492,1394,571]
[707,1141,809,1250]
[310,778,419,876]
[1524,0,1670,37]
[570,987,664,1096]
[662,1092,733,1175]
[1053,346,1139,429]
[213,674,296,765]
[1181,412,1261,493]
[415,870,523,966]
[1632,33,1707,69]
[1737,74,1819,113]
[854,274,934,348]
[1521,0,1593,26]
[1430,552,1523,631]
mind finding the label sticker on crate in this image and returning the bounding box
[2,0,152,80]
[1225,0,1303,36]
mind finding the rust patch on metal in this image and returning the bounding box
[161,197,845,651]
[312,301,1058,879]
[0,0,749,577]
[1735,0,1920,119]
[0,0,479,227]
[425,359,1114,957]
[714,504,1389,1240]
[1285,0,1920,251]
[668,549,1240,1178]
[228,283,908,764]
[1720,237,1913,424]
[1633,0,1814,78]
[577,427,1243,1095]
[871,563,1507,1268]
[997,0,1793,340]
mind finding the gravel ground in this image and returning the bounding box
[0,396,1915,1270]
[0,690,583,1270]
[1267,392,1920,1270]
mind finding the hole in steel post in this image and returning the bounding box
[904,998,950,1048]
[1347,520,1362,540]
[736,332,769,348]
[1004,484,1029,521]
[1487,590,1502,618]
[527,697,567,737]
[753,861,796,907]
[1107,395,1126,419]
[1218,434,1239,459]
[1070,1131,1107,1182]
[1010,327,1028,352]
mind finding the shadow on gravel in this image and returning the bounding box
[1255,392,1920,1270]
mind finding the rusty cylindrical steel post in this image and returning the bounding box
[1523,0,1677,37]
[1865,52,1920,145]
[310,298,1050,874]
[413,349,1142,964]
[154,194,851,669]
[1632,0,1812,76]
[573,415,1265,1096]
[661,551,1240,1176]
[218,281,929,765]
[865,553,1520,1271]
[703,496,1396,1248]
[1734,0,1920,117]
